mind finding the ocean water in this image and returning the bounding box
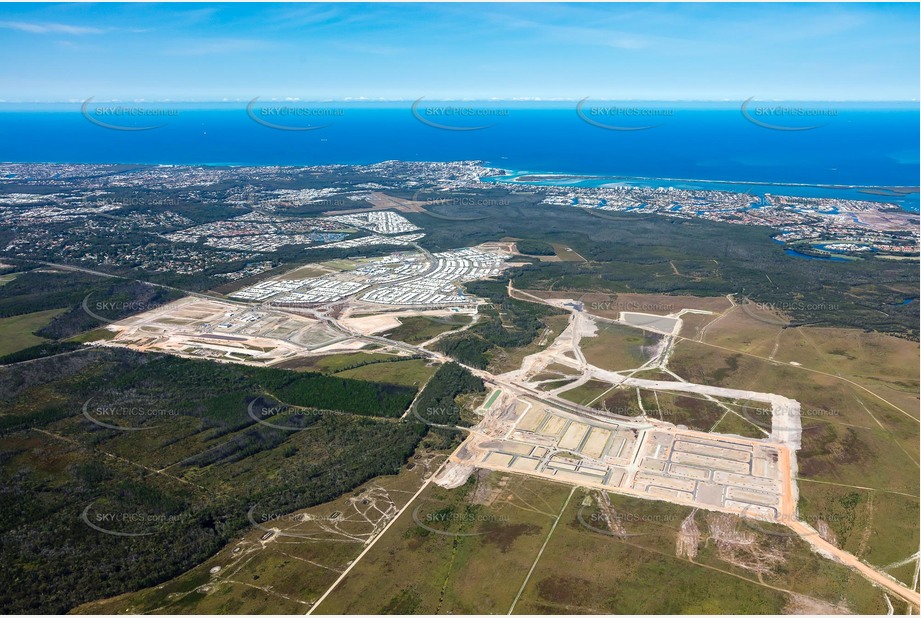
[0,103,917,210]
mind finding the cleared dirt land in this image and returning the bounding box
[341,308,474,337]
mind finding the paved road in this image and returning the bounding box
[498,281,919,609]
[48,259,918,609]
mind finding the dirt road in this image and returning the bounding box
[788,520,919,608]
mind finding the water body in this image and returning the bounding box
[813,243,869,253]
[485,171,920,212]
[783,248,850,262]
[0,102,917,210]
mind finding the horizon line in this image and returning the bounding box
[1,98,919,105]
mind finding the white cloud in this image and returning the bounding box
[0,20,104,35]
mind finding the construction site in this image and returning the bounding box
[230,244,514,308]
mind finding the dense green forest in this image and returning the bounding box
[0,341,83,365]
[7,183,914,338]
[401,195,918,339]
[0,178,916,613]
[435,280,564,368]
[0,269,183,338]
[0,349,427,613]
[514,239,555,256]
[411,362,485,427]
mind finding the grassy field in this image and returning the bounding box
[318,258,364,271]
[68,327,117,343]
[650,392,731,432]
[544,361,580,376]
[602,387,743,425]
[550,243,585,262]
[276,265,332,280]
[580,321,662,371]
[597,386,644,416]
[558,379,613,407]
[309,473,896,614]
[513,487,892,614]
[773,326,919,416]
[487,313,570,375]
[0,272,17,286]
[384,314,472,344]
[535,378,578,392]
[666,314,919,581]
[679,312,724,339]
[628,368,677,381]
[73,455,444,614]
[0,308,66,355]
[514,490,784,614]
[315,472,574,614]
[712,409,768,439]
[274,351,399,373]
[529,371,566,382]
[796,480,921,589]
[669,340,919,488]
[577,291,732,321]
[335,358,438,387]
[669,330,919,455]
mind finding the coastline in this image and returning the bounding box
[485,170,919,191]
[3,158,919,212]
[482,169,921,212]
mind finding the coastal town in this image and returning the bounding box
[0,161,917,281]
[507,177,919,257]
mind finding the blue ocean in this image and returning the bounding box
[1,102,918,210]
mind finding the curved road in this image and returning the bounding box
[44,259,919,608]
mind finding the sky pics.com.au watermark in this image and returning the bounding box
[576,98,673,131]
[411,189,511,209]
[740,402,840,434]
[82,391,180,432]
[741,98,837,131]
[246,399,327,432]
[81,502,187,537]
[246,97,345,131]
[577,504,679,538]
[411,405,466,430]
[81,97,179,131]
[82,292,169,324]
[740,299,839,327]
[411,98,509,131]
[602,406,682,420]
[586,300,675,313]
[411,503,511,537]
[90,195,183,209]
[245,505,341,539]
[740,506,845,540]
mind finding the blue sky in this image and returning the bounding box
[1,2,918,101]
